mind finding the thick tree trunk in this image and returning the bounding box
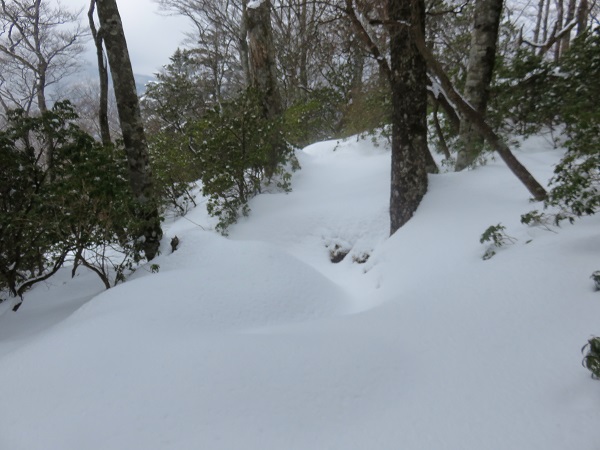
[576,0,589,35]
[94,0,162,260]
[455,0,503,171]
[246,0,284,176]
[246,0,282,119]
[388,0,429,235]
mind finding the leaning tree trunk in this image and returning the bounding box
[94,0,162,260]
[455,0,503,171]
[388,0,429,235]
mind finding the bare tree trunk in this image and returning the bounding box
[240,1,251,87]
[88,0,111,146]
[562,0,577,51]
[298,0,309,94]
[94,0,162,260]
[534,0,545,43]
[542,0,551,44]
[432,100,452,160]
[388,0,429,235]
[246,0,284,176]
[343,0,437,174]
[247,0,282,119]
[32,0,48,114]
[455,0,503,171]
[577,0,589,35]
[555,0,564,61]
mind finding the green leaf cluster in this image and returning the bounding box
[189,89,296,234]
[0,102,142,301]
[546,28,600,222]
[480,223,516,260]
[283,87,342,148]
[582,336,600,379]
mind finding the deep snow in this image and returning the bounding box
[1,133,599,450]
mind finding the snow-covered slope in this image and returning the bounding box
[0,133,599,450]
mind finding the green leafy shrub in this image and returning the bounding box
[582,336,600,379]
[541,29,600,223]
[189,89,297,234]
[148,129,200,215]
[339,80,391,139]
[491,49,558,135]
[283,87,342,148]
[480,223,516,260]
[590,271,600,291]
[0,102,144,307]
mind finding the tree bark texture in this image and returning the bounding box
[455,0,503,171]
[387,0,429,235]
[576,0,589,35]
[246,0,282,119]
[239,1,251,87]
[95,0,162,260]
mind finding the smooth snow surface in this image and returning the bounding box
[1,133,599,450]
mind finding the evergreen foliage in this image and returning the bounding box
[546,29,600,222]
[148,129,200,215]
[189,89,297,234]
[491,50,557,134]
[283,87,342,148]
[496,28,600,222]
[0,102,143,304]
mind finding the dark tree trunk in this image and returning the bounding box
[388,0,429,235]
[94,0,162,260]
[455,0,503,171]
[343,0,437,174]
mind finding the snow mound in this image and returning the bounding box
[70,231,350,332]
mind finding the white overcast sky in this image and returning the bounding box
[62,0,191,76]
